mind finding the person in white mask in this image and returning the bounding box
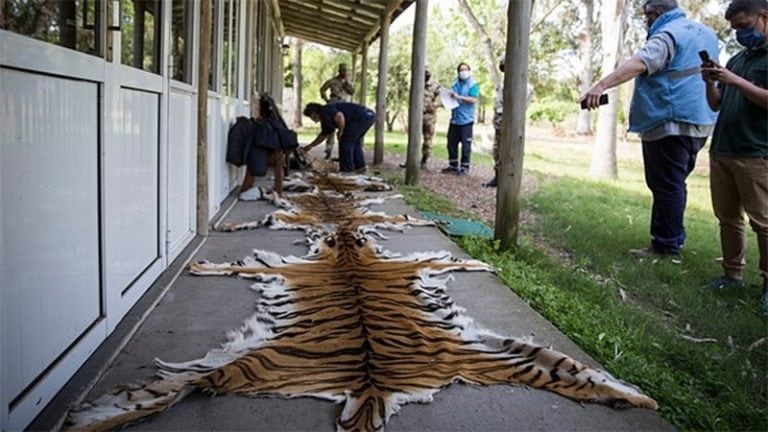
[441,62,479,177]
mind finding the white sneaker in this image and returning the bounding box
[239,187,263,201]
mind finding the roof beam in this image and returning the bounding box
[357,0,407,52]
[279,3,374,31]
[281,0,378,26]
[280,9,370,37]
[284,28,358,51]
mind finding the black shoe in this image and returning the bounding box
[457,168,468,177]
[399,162,407,168]
[483,178,497,187]
[708,275,745,290]
[628,245,680,260]
[441,166,458,174]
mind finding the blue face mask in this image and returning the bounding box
[736,27,766,48]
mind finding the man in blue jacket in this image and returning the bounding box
[580,0,719,258]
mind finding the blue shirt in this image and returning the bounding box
[450,77,480,125]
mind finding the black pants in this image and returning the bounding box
[641,135,705,253]
[447,122,473,171]
[339,109,375,172]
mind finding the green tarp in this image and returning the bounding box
[419,211,493,239]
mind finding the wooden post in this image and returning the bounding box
[405,0,428,186]
[495,0,531,250]
[373,12,391,166]
[359,40,369,106]
[351,54,358,85]
[292,38,303,129]
[196,0,212,236]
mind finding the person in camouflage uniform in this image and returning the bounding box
[484,57,533,187]
[401,68,442,169]
[320,63,355,159]
[422,68,442,169]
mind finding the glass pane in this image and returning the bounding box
[0,0,101,56]
[121,0,161,73]
[170,0,192,83]
[221,0,239,97]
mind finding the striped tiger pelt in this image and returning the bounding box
[219,188,433,234]
[67,228,657,432]
[282,171,393,193]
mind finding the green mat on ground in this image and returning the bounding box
[419,211,494,239]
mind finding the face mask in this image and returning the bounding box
[736,26,766,48]
[458,70,470,80]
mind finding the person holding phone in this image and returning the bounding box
[579,0,719,259]
[701,0,768,312]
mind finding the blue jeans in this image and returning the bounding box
[339,109,375,172]
[642,135,705,253]
[447,122,473,170]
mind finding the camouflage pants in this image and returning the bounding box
[492,127,501,169]
[492,111,503,170]
[422,114,437,159]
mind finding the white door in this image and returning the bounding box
[0,24,107,431]
[102,0,166,326]
[166,0,198,262]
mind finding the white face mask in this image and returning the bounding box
[458,70,471,80]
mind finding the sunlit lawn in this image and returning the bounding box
[295,120,768,431]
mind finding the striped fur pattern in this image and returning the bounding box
[219,188,434,234]
[282,171,393,193]
[67,227,657,431]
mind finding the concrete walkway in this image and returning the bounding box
[31,170,672,431]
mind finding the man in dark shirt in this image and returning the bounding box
[701,0,768,313]
[301,102,375,173]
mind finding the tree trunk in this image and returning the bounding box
[576,0,594,135]
[292,38,303,129]
[495,0,532,251]
[374,11,391,165]
[588,0,629,179]
[405,0,428,186]
[456,0,500,86]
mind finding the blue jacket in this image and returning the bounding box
[629,9,719,133]
[450,78,479,125]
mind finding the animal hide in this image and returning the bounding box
[219,188,434,235]
[67,228,658,431]
[282,172,392,193]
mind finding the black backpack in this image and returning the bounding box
[266,117,299,152]
[225,116,254,167]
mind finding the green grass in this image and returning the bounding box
[371,127,768,431]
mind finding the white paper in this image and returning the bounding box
[440,90,459,110]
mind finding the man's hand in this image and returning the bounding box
[579,82,607,110]
[701,62,740,86]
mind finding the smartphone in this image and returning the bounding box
[580,94,608,110]
[699,50,711,64]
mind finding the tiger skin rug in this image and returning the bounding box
[219,188,434,235]
[67,223,658,431]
